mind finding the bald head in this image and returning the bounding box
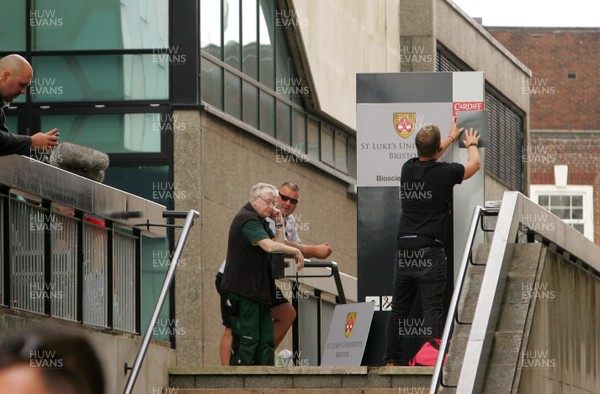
[0,54,33,102]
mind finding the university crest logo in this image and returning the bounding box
[393,112,416,139]
[345,312,358,337]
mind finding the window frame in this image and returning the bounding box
[530,184,594,241]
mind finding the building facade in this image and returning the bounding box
[1,0,533,390]
[489,27,600,243]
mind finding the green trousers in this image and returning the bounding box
[228,292,274,365]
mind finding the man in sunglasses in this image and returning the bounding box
[217,181,333,365]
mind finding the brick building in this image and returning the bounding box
[489,27,600,244]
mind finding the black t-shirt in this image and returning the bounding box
[397,158,464,247]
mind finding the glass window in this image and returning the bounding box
[533,186,593,241]
[224,71,241,119]
[292,110,306,152]
[259,0,275,89]
[223,0,241,70]
[307,118,319,160]
[320,125,334,166]
[201,58,223,110]
[0,0,26,51]
[141,235,171,340]
[200,0,222,58]
[32,55,168,102]
[242,0,258,80]
[335,130,348,173]
[31,0,168,50]
[102,165,171,339]
[41,113,162,153]
[260,90,275,137]
[3,110,19,135]
[276,100,291,145]
[242,81,259,129]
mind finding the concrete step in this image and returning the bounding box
[169,366,433,390]
[172,389,430,394]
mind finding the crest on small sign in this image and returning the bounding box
[394,112,417,139]
[345,312,358,337]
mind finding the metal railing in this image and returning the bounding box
[430,205,499,393]
[1,155,166,334]
[123,209,199,394]
[285,260,347,365]
[430,192,600,393]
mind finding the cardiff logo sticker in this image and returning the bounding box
[345,312,358,337]
[393,112,417,139]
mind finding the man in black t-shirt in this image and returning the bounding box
[384,118,481,366]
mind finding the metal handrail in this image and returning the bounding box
[285,260,346,304]
[429,206,499,394]
[123,209,199,394]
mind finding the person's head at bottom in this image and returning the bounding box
[0,326,105,394]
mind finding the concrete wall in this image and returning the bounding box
[0,311,175,394]
[517,250,600,393]
[173,109,357,367]
[292,0,401,130]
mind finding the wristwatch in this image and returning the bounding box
[468,142,478,148]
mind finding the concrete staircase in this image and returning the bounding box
[439,243,546,393]
[169,365,433,393]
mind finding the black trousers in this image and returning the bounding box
[384,246,447,364]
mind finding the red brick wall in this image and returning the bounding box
[492,28,600,244]
[490,29,600,131]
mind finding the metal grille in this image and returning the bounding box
[9,197,45,313]
[348,138,357,179]
[113,230,137,333]
[50,212,78,321]
[437,48,525,192]
[82,221,108,327]
[484,91,524,192]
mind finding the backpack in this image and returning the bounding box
[408,338,448,366]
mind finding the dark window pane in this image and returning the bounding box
[320,125,334,166]
[292,110,306,152]
[224,71,241,119]
[260,90,275,137]
[550,195,570,207]
[572,195,583,207]
[538,195,549,207]
[572,208,583,220]
[141,235,171,340]
[201,58,223,110]
[276,100,291,145]
[242,81,258,128]
[572,224,584,234]
[32,55,168,102]
[103,166,171,339]
[201,0,222,58]
[242,0,258,79]
[31,0,168,50]
[41,114,161,153]
[223,0,240,69]
[0,0,26,51]
[307,118,319,159]
[259,0,275,89]
[3,110,19,134]
[550,208,570,219]
[335,130,348,172]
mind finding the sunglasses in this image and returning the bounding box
[279,193,299,205]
